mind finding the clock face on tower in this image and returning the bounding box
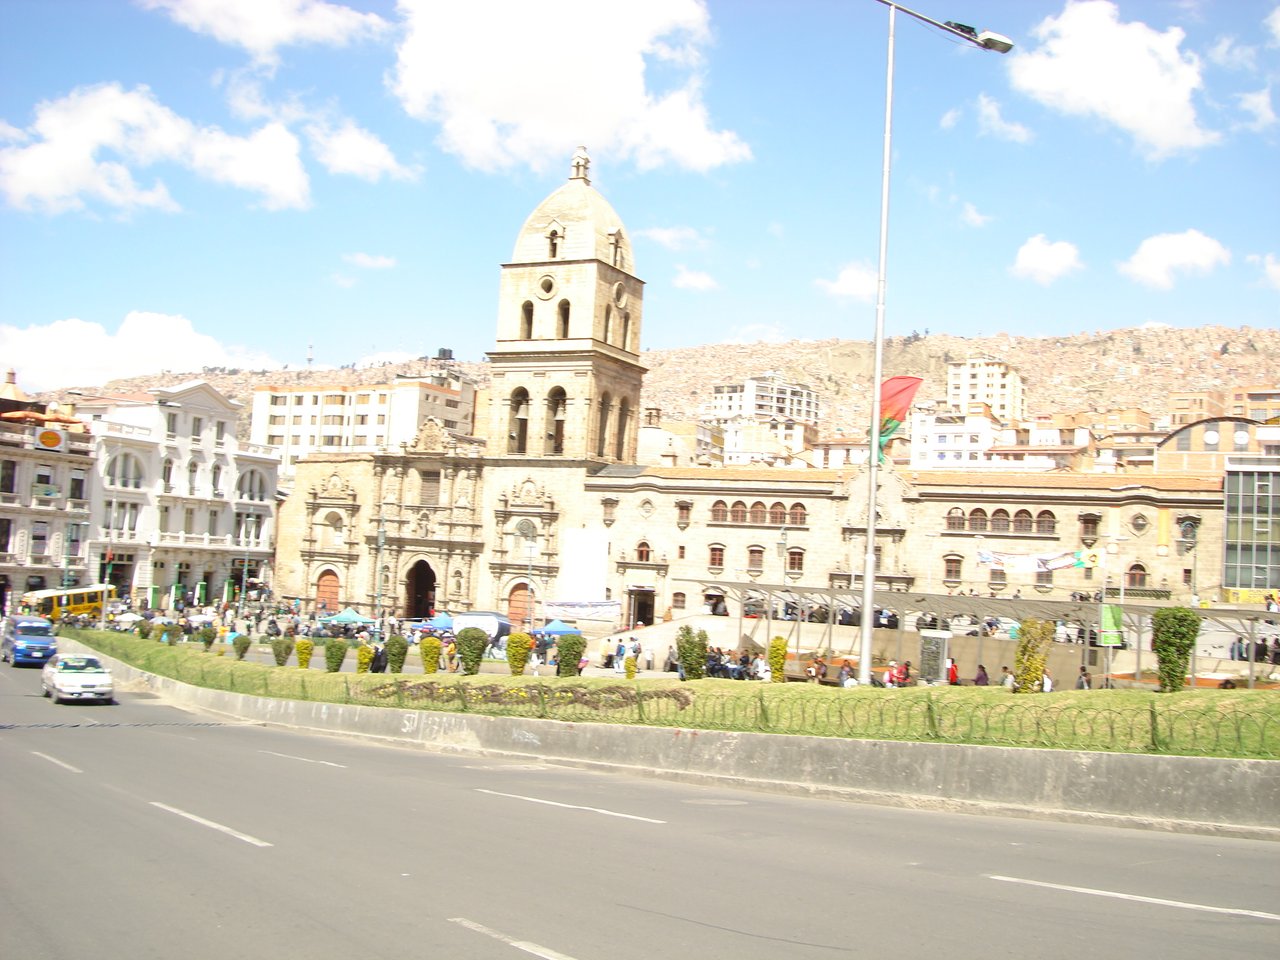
[612,281,627,308]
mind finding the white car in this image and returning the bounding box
[41,654,115,705]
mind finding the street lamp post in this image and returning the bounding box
[857,1,1012,683]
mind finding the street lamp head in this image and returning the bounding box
[977,30,1014,53]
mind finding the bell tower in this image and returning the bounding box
[486,148,646,463]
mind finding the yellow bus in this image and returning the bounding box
[19,583,118,621]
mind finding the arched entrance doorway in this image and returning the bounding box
[405,560,436,619]
[507,582,533,630]
[315,570,340,615]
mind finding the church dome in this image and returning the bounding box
[510,148,633,273]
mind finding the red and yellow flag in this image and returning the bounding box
[876,376,923,461]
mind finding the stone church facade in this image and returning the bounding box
[272,151,1224,631]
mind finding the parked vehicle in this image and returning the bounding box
[41,654,115,704]
[1,615,58,666]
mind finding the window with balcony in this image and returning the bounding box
[0,459,15,494]
[730,501,747,523]
[946,508,966,531]
[749,502,767,524]
[69,469,86,499]
[1013,510,1034,533]
[191,416,203,440]
[677,502,691,525]
[968,509,988,532]
[1035,511,1057,535]
[1126,563,1148,589]
[990,509,1011,532]
[710,501,728,522]
[31,520,48,558]
[636,541,651,562]
[770,503,787,526]
[789,503,807,526]
[187,460,198,495]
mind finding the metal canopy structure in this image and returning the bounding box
[678,576,1278,688]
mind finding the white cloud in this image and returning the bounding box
[0,83,309,213]
[637,226,706,250]
[1235,87,1277,131]
[1207,36,1258,71]
[1117,229,1230,289]
[939,107,961,130]
[815,261,877,301]
[961,202,992,227]
[1267,7,1280,45]
[0,311,281,392]
[306,120,419,182]
[1009,0,1220,159]
[342,252,396,269]
[975,94,1031,143]
[1010,234,1083,285]
[1246,253,1280,291]
[330,273,356,288]
[140,0,389,64]
[388,0,751,174]
[673,265,718,290]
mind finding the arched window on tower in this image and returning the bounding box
[621,312,631,351]
[603,305,612,344]
[557,299,570,339]
[508,388,530,455]
[544,388,566,456]
[548,229,559,259]
[614,398,630,461]
[520,301,533,340]
[596,393,612,458]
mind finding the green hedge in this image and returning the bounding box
[60,628,1280,759]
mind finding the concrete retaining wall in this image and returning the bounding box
[83,643,1280,841]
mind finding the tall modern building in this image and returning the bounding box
[249,368,478,479]
[946,356,1025,422]
[701,373,820,464]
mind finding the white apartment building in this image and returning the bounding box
[70,382,279,609]
[250,370,477,478]
[946,356,1025,421]
[700,373,820,465]
[909,404,1004,468]
[636,410,724,466]
[702,373,821,423]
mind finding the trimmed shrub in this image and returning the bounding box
[625,655,637,680]
[456,627,488,676]
[197,626,217,651]
[356,644,374,674]
[506,632,533,675]
[420,636,442,674]
[676,625,707,680]
[136,620,152,640]
[324,637,348,673]
[163,623,183,645]
[1013,618,1054,693]
[295,637,314,669]
[1153,607,1201,693]
[270,637,295,666]
[385,634,409,673]
[768,636,788,682]
[232,634,252,661]
[556,634,586,677]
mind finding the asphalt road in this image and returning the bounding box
[1,661,1277,960]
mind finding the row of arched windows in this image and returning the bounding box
[506,387,629,460]
[710,501,808,526]
[106,453,269,501]
[517,298,632,349]
[946,507,1056,535]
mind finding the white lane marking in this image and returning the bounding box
[450,917,581,960]
[259,749,346,768]
[988,875,1280,922]
[476,788,666,824]
[31,751,82,773]
[149,802,273,847]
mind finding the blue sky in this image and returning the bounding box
[2,0,1277,393]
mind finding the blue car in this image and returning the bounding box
[1,615,58,666]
